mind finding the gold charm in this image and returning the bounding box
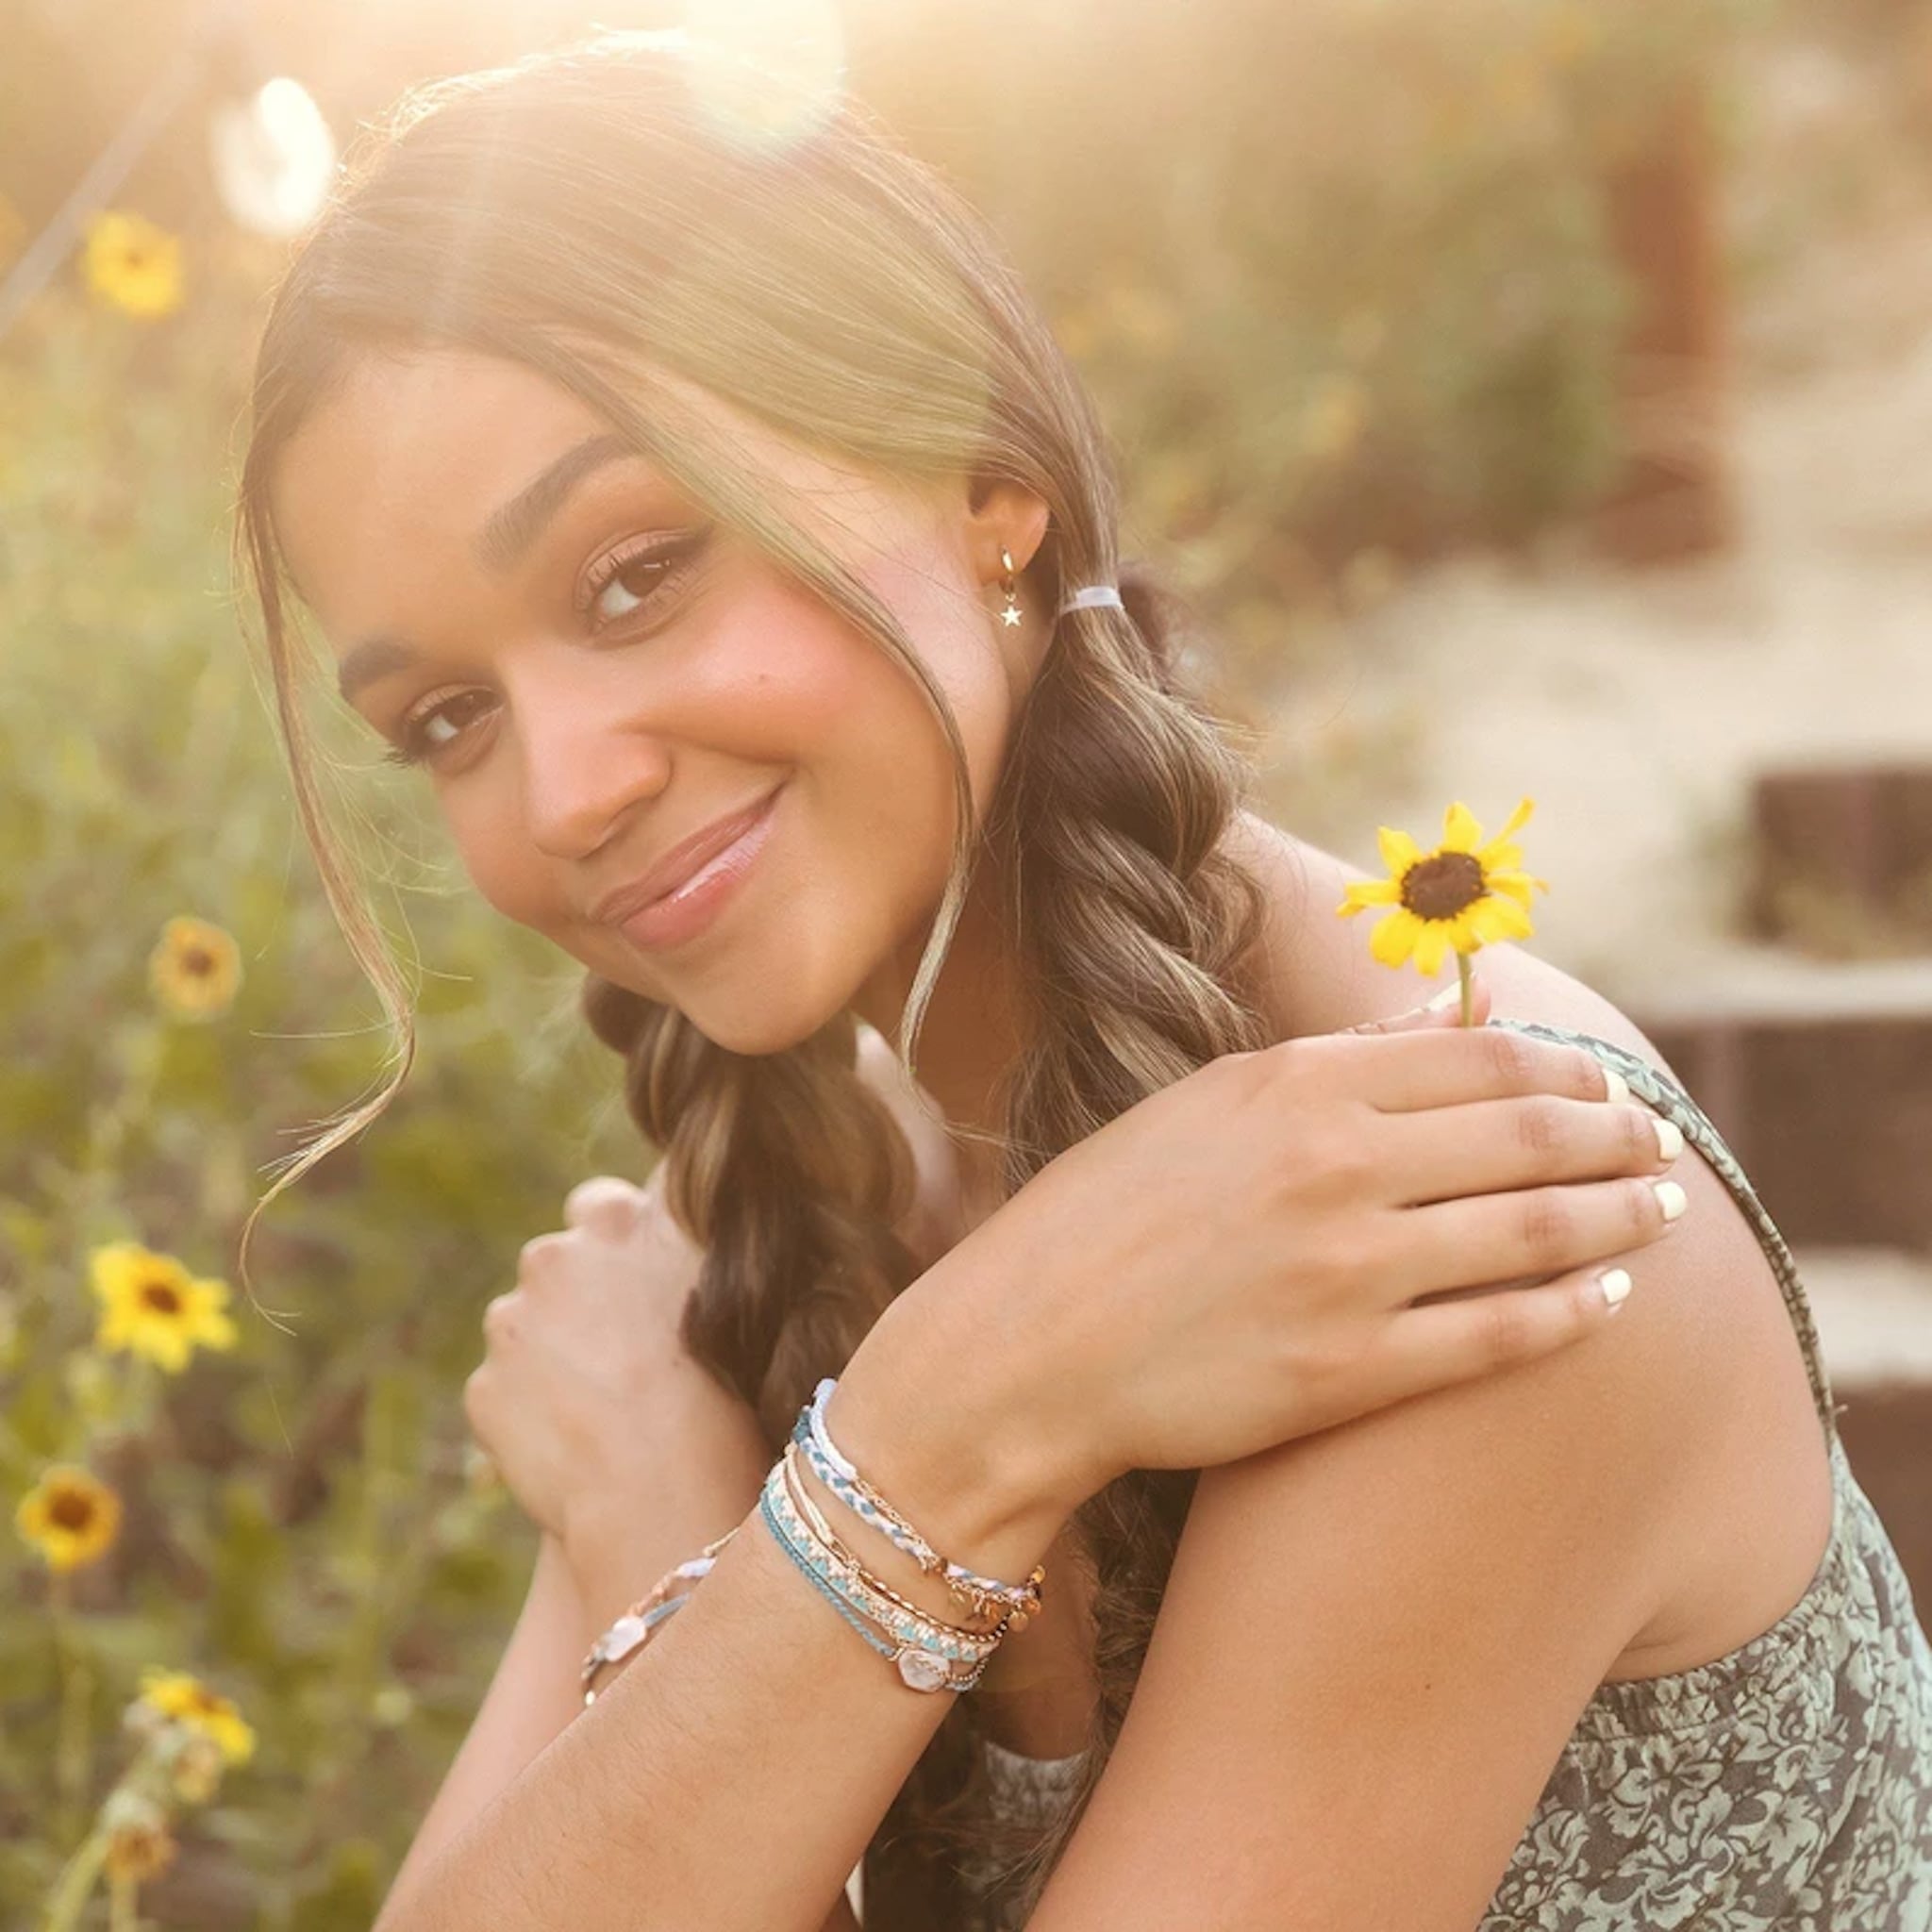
[998,547,1023,628]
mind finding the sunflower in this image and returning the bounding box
[82,210,184,319]
[136,1668,256,1767]
[91,1241,238,1374]
[147,915,242,1020]
[15,1463,123,1573]
[1336,796,1550,977]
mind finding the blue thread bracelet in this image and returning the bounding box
[758,1457,990,1693]
[796,1380,1045,1625]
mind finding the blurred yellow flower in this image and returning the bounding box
[1335,797,1550,976]
[15,1463,123,1573]
[148,915,242,1019]
[92,1241,238,1374]
[137,1668,256,1767]
[82,210,185,319]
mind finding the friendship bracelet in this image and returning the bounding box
[759,1457,991,1692]
[770,1454,1000,1666]
[780,1443,1015,1648]
[797,1381,1046,1626]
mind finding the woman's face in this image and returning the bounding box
[270,346,1050,1056]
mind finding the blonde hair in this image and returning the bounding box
[234,29,1274,1923]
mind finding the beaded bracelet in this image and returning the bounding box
[780,1441,1019,1642]
[796,1379,1046,1626]
[771,1451,1001,1670]
[759,1454,994,1693]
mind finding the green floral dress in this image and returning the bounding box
[972,1022,1932,1930]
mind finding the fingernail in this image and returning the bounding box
[1424,984,1460,1010]
[1602,1066,1631,1106]
[1597,1267,1633,1313]
[1653,1179,1688,1222]
[1653,1116,1684,1161]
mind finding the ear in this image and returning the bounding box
[962,476,1053,589]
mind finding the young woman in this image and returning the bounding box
[235,28,1932,1931]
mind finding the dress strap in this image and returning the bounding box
[1486,1017,1841,1449]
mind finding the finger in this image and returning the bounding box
[563,1174,647,1237]
[1391,1171,1681,1302]
[481,1290,523,1344]
[1356,1262,1634,1414]
[1337,974,1492,1036]
[1319,1017,1626,1114]
[1373,1090,1679,1207]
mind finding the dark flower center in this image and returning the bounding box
[179,946,214,978]
[49,1488,97,1530]
[141,1280,183,1313]
[1400,851,1486,921]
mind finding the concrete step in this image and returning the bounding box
[1792,1245,1932,1391]
[1621,947,1932,1251]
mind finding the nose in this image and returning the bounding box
[515,681,669,861]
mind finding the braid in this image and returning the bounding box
[579,977,924,1445]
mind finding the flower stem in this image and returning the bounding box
[47,1572,95,1846]
[39,1824,107,1932]
[108,1868,139,1932]
[1457,950,1475,1028]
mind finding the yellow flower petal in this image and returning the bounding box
[1475,797,1535,864]
[1375,824,1423,876]
[1336,876,1402,915]
[1413,922,1453,976]
[1440,801,1484,854]
[1368,908,1423,967]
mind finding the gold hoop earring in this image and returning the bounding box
[997,548,1023,628]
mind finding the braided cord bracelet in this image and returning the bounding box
[796,1380,1045,1625]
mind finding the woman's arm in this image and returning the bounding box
[379,1533,592,1921]
[368,1274,1075,1932]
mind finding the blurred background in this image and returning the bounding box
[4,0,1930,1923]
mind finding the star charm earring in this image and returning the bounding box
[998,547,1023,628]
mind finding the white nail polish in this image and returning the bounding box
[1602,1066,1630,1106]
[1653,1179,1688,1222]
[1653,1116,1684,1161]
[1598,1267,1633,1311]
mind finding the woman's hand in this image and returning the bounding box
[840,975,1684,1524]
[462,1174,771,1548]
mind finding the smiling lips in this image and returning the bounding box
[590,784,785,935]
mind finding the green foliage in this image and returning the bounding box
[0,267,640,1928]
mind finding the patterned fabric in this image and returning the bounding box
[972,1022,1932,1930]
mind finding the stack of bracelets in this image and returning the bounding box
[579,1375,1047,1707]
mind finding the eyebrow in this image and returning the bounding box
[335,430,637,708]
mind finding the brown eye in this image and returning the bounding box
[581,528,710,631]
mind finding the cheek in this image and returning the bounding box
[441,788,556,927]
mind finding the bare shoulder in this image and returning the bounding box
[1224,812,1835,1679]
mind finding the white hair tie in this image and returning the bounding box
[1058,584,1126,616]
